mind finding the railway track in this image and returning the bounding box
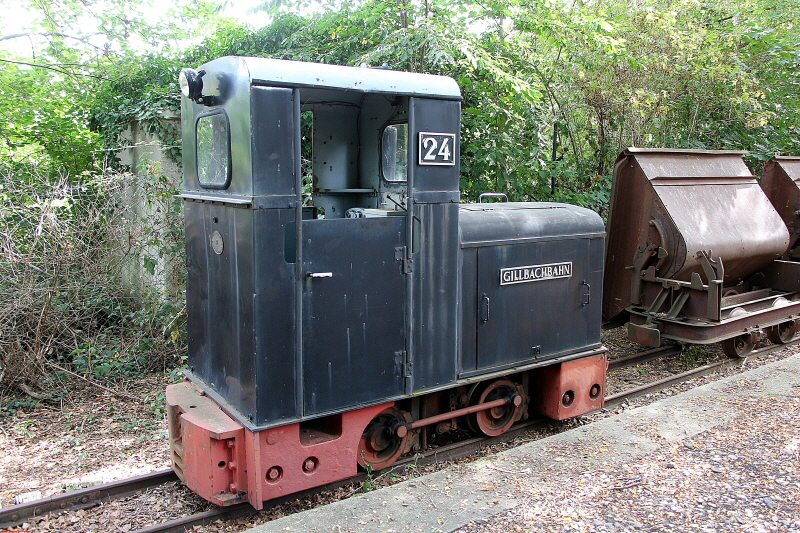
[2,340,795,533]
[605,340,791,407]
[0,470,177,530]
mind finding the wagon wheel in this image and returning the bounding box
[721,333,756,358]
[467,379,521,437]
[357,407,410,471]
[767,320,800,344]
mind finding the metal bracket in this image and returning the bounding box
[629,243,667,305]
[646,287,670,314]
[636,249,725,324]
[665,289,691,319]
[395,351,412,378]
[696,250,724,321]
[395,246,413,274]
[648,218,669,271]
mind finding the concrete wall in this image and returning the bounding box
[117,115,184,303]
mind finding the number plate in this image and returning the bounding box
[418,132,456,166]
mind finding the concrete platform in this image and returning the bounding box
[248,354,800,533]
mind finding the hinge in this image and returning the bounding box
[395,351,412,377]
[395,246,413,274]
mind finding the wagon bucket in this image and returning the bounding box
[603,148,789,324]
[761,156,800,259]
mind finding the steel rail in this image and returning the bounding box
[132,503,255,533]
[605,339,800,408]
[605,360,726,408]
[607,344,680,371]
[126,430,551,533]
[145,340,800,533]
[3,340,796,533]
[0,469,177,530]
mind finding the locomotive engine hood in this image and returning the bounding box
[459,202,605,246]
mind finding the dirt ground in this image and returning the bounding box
[0,374,172,507]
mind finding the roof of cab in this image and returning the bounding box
[200,56,462,100]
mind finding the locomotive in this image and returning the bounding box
[166,57,606,509]
[166,56,800,510]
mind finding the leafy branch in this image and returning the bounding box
[0,32,108,53]
[0,58,112,80]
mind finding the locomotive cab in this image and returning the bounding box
[176,57,462,426]
[168,57,607,509]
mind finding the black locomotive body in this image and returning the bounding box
[166,57,607,508]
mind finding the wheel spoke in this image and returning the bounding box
[468,379,521,437]
[357,408,409,470]
[722,333,755,358]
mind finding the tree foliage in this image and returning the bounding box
[0,0,222,175]
[64,0,797,211]
[3,0,799,194]
[0,0,221,397]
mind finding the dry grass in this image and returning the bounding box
[0,169,184,400]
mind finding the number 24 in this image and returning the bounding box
[422,137,451,161]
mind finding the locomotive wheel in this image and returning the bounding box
[467,379,521,437]
[721,333,756,358]
[357,407,409,471]
[767,321,800,344]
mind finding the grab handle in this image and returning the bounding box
[479,192,508,203]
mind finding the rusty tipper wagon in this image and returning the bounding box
[603,148,800,356]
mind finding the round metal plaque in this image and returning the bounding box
[211,231,224,255]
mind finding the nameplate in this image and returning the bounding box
[500,262,572,285]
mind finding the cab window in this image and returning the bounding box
[196,110,231,189]
[382,123,408,182]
